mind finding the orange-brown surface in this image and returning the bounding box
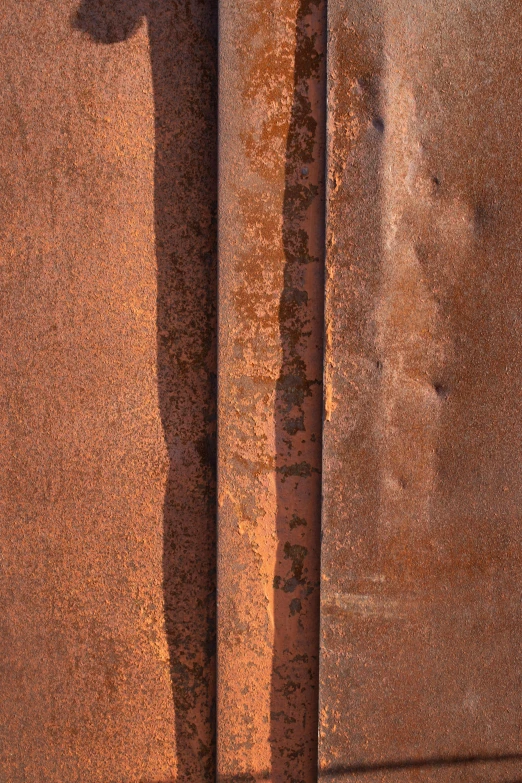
[321,1,522,780]
[0,1,217,780]
[218,0,325,780]
[4,0,522,780]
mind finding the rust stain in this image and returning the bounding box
[271,0,325,780]
[218,0,325,778]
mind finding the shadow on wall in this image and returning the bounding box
[73,2,218,781]
[73,0,327,780]
[318,752,522,777]
[272,0,325,780]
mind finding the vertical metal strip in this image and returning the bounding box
[218,0,325,779]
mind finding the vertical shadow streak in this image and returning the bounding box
[72,2,218,781]
[272,0,326,780]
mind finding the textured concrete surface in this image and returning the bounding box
[218,0,325,779]
[320,1,522,780]
[0,1,217,780]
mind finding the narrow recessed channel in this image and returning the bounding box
[272,0,326,779]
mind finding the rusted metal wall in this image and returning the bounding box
[2,0,522,780]
[0,1,217,781]
[320,1,522,780]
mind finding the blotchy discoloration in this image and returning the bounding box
[271,1,324,780]
[218,0,325,778]
[320,0,522,776]
[218,0,297,767]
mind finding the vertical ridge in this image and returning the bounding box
[218,0,326,778]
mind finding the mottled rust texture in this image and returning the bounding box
[1,1,216,780]
[272,0,325,779]
[218,0,325,779]
[320,1,522,780]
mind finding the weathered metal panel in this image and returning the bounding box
[217,0,325,779]
[0,1,217,780]
[5,0,522,777]
[320,0,522,779]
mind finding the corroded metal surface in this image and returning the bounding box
[320,1,522,779]
[0,1,216,780]
[4,0,522,778]
[218,0,325,779]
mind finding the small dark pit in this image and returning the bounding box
[434,383,449,399]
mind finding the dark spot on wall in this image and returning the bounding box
[284,542,308,581]
[434,383,449,399]
[290,598,302,616]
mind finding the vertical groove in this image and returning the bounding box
[272,0,325,779]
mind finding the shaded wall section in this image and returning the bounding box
[0,1,217,780]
